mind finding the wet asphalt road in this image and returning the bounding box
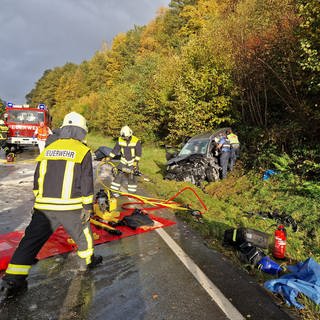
[0,148,297,320]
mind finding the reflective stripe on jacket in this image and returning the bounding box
[109,135,142,166]
[0,125,9,140]
[227,133,239,145]
[33,139,94,211]
[35,126,51,141]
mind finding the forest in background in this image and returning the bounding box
[5,0,319,161]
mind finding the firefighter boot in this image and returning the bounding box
[78,254,103,272]
[88,255,103,269]
[0,278,28,301]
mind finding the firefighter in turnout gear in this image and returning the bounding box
[0,112,102,300]
[0,119,9,151]
[107,125,142,195]
[33,121,53,153]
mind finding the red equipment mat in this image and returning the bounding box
[0,214,175,271]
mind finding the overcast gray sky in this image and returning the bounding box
[0,0,171,104]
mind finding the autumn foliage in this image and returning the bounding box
[25,0,320,148]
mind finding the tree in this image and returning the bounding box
[166,35,233,143]
[297,0,320,95]
[0,98,5,118]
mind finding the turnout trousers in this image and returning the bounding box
[3,208,94,282]
[111,166,137,194]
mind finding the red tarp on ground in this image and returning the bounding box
[0,214,175,271]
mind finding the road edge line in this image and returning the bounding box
[156,228,244,320]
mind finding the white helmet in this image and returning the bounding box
[61,112,88,132]
[0,120,4,125]
[120,125,132,138]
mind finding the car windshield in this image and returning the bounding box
[8,110,45,124]
[178,139,209,156]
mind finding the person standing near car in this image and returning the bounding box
[33,121,52,153]
[0,112,102,301]
[226,129,240,171]
[216,133,231,179]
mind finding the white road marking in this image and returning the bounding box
[15,220,30,231]
[156,228,244,320]
[0,206,13,211]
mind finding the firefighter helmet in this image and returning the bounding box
[120,125,132,138]
[0,120,4,125]
[61,112,88,132]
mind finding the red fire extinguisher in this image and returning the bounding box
[273,225,286,259]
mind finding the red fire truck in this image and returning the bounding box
[4,103,51,149]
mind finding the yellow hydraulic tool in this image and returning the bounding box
[89,218,121,235]
[91,188,122,235]
[93,188,120,222]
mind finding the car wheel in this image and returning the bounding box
[206,167,219,182]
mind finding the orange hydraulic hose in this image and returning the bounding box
[96,161,208,215]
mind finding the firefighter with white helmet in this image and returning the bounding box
[106,125,142,195]
[0,111,102,300]
[61,111,88,132]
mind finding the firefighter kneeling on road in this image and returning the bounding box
[0,112,102,300]
[104,125,142,196]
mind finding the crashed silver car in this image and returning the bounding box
[165,128,231,186]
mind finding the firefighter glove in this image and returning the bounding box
[102,157,111,163]
[81,209,92,224]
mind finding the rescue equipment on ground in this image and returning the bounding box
[223,228,270,249]
[262,169,277,181]
[96,160,208,219]
[244,210,297,232]
[223,227,283,273]
[113,209,154,230]
[264,257,320,309]
[95,189,117,214]
[273,225,287,260]
[237,242,266,266]
[89,218,122,235]
[0,215,176,272]
[257,256,282,275]
[90,189,122,235]
[6,152,15,163]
